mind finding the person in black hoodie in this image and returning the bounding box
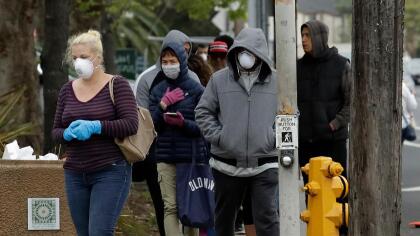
[297,20,352,184]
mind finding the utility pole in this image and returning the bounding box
[274,0,301,235]
[350,1,404,235]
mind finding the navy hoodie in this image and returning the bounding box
[149,41,207,163]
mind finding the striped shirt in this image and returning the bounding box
[52,76,138,172]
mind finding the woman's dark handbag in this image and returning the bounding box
[403,115,417,141]
[176,142,215,228]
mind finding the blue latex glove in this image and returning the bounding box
[69,120,102,141]
[63,127,76,141]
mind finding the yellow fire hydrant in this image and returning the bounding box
[300,156,349,236]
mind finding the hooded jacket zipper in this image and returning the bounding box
[241,70,257,167]
[246,91,252,166]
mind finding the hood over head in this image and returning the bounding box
[301,20,329,58]
[156,30,192,66]
[227,27,274,81]
[160,41,188,82]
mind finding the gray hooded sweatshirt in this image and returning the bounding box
[134,30,199,108]
[195,28,278,168]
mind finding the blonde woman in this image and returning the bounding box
[52,30,138,236]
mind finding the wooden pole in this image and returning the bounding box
[350,1,404,235]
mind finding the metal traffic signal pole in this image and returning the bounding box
[274,0,301,235]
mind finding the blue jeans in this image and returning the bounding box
[64,160,132,236]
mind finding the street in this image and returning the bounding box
[401,85,420,236]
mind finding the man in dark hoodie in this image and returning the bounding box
[297,20,351,185]
[195,27,279,236]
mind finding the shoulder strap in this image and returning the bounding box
[109,77,115,105]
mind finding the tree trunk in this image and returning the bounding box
[350,1,404,235]
[41,0,70,153]
[0,0,41,150]
[101,10,117,74]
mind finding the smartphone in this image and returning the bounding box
[165,112,178,116]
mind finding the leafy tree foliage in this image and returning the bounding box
[406,0,420,34]
[72,0,167,62]
[336,0,352,14]
[405,0,420,56]
[173,0,247,20]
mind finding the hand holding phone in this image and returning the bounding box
[165,112,178,116]
[164,111,184,127]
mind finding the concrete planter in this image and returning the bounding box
[0,160,75,235]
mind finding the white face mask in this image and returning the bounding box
[162,64,180,79]
[199,53,208,62]
[238,51,256,69]
[74,58,95,79]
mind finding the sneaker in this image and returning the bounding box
[234,224,245,235]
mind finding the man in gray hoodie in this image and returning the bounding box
[195,27,279,236]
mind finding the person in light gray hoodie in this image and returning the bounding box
[195,27,279,236]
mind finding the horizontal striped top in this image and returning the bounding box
[52,76,138,172]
